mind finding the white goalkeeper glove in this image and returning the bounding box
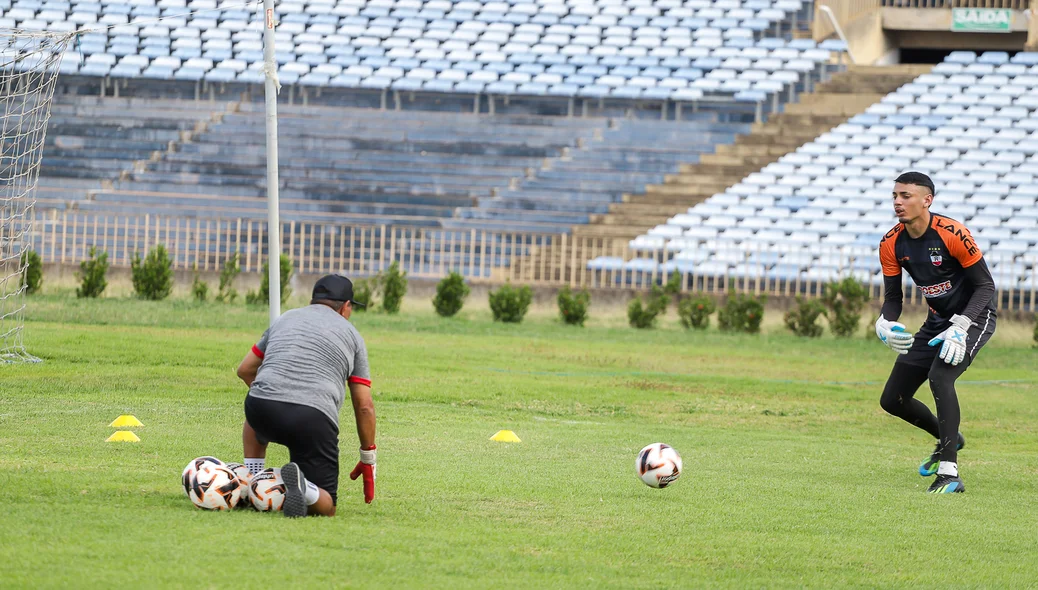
[928,314,972,367]
[875,316,913,355]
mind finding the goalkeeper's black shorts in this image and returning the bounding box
[245,394,340,504]
[897,310,996,369]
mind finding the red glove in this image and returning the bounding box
[349,445,376,504]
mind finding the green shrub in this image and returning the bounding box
[433,272,470,317]
[784,297,825,338]
[351,275,378,312]
[678,295,715,329]
[717,290,766,334]
[627,285,669,329]
[821,277,870,338]
[76,246,108,298]
[489,282,532,323]
[131,244,174,301]
[215,253,240,303]
[247,253,293,306]
[1033,315,1037,346]
[381,261,407,314]
[192,266,208,302]
[557,286,590,326]
[664,269,682,296]
[20,249,42,294]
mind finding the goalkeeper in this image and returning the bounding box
[875,172,996,494]
[235,273,376,516]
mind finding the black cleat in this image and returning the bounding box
[919,432,966,477]
[928,473,965,494]
[280,462,308,518]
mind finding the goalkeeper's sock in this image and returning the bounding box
[245,457,265,476]
[305,481,320,505]
[938,461,958,477]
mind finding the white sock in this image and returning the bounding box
[938,461,958,477]
[305,481,320,505]
[245,458,265,476]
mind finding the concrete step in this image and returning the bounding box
[571,224,662,239]
[675,161,755,175]
[734,133,818,147]
[605,202,689,216]
[712,144,806,158]
[748,118,846,135]
[640,182,729,198]
[658,172,747,187]
[701,149,788,164]
[588,211,671,225]
[784,95,886,117]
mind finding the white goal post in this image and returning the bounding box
[0,30,74,363]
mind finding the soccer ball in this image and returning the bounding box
[181,456,224,497]
[635,443,682,488]
[224,462,252,506]
[187,463,242,510]
[249,467,286,512]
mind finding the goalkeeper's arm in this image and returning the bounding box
[880,274,903,321]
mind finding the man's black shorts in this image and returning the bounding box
[244,395,340,504]
[897,309,997,369]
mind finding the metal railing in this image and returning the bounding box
[27,210,1038,312]
[814,0,883,41]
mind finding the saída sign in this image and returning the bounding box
[951,8,1012,33]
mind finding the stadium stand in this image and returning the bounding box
[574,64,929,238]
[6,0,1035,303]
[7,0,840,282]
[10,0,842,236]
[37,94,747,232]
[607,51,1038,292]
[2,0,832,107]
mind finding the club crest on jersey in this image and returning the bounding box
[929,247,943,267]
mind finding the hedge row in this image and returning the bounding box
[20,250,1038,342]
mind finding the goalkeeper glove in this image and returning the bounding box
[875,316,913,354]
[928,314,972,367]
[349,445,376,504]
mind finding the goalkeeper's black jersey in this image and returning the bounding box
[878,213,996,322]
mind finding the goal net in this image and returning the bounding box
[0,30,73,363]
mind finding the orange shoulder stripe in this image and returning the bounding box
[879,224,902,277]
[931,214,982,268]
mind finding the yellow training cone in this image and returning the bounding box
[109,415,143,428]
[106,431,140,443]
[490,430,521,443]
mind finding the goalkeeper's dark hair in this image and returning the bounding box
[894,171,935,196]
[311,298,347,313]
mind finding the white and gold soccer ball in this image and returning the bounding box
[181,456,224,497]
[186,462,242,510]
[635,443,682,488]
[249,467,286,512]
[224,462,252,507]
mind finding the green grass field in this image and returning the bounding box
[3,294,1037,588]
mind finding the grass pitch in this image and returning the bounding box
[3,294,1037,588]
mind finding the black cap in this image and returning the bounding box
[311,273,365,308]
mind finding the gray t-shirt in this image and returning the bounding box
[249,305,371,425]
